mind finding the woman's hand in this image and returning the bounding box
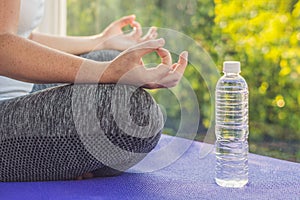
[101,39,188,89]
[96,15,158,51]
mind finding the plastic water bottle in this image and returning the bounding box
[215,61,249,188]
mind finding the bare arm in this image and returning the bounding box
[29,33,101,56]
[30,15,158,55]
[0,0,107,83]
[0,33,106,83]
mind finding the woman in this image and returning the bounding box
[0,0,188,182]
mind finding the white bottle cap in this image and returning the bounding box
[223,61,241,73]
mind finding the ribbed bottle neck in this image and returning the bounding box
[223,72,240,77]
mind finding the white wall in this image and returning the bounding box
[37,0,67,36]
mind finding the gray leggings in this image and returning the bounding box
[0,50,163,182]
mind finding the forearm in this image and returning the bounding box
[30,32,105,55]
[0,33,108,84]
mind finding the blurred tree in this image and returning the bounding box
[214,0,300,161]
[214,0,300,141]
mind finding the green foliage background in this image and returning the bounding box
[67,0,300,162]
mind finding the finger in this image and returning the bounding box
[116,15,136,28]
[143,83,166,89]
[152,31,158,39]
[142,61,188,89]
[144,63,172,83]
[149,26,157,36]
[139,58,145,66]
[153,71,182,88]
[153,52,188,88]
[143,74,178,89]
[173,51,188,74]
[156,48,172,66]
[141,27,158,41]
[155,63,173,75]
[130,21,143,38]
[127,38,165,57]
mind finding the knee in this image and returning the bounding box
[96,85,163,173]
[97,84,163,152]
[128,85,164,129]
[73,84,163,173]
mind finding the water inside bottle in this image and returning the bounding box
[215,73,249,187]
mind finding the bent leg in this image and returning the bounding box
[0,84,162,182]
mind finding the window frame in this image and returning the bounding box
[37,0,67,36]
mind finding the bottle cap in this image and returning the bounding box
[223,61,241,73]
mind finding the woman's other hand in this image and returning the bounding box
[96,15,158,51]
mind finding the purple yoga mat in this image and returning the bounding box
[0,134,299,200]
